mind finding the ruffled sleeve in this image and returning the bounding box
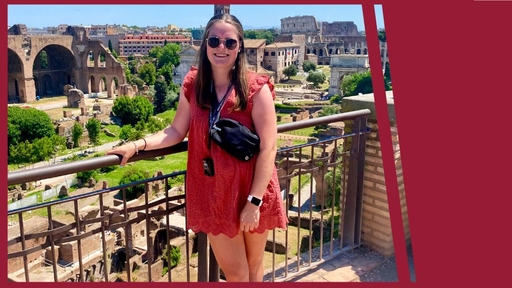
[182,66,198,101]
[247,72,276,109]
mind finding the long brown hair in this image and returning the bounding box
[194,13,250,111]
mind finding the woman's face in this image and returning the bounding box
[206,22,240,71]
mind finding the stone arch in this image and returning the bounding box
[8,48,25,102]
[109,77,119,97]
[32,44,75,97]
[97,51,106,67]
[313,48,317,55]
[363,48,368,55]
[87,50,95,67]
[89,75,97,94]
[328,48,333,55]
[100,76,107,92]
[307,48,311,54]
[356,48,361,55]
[319,49,324,57]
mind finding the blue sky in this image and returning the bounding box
[8,4,384,31]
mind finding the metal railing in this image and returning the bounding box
[7,109,370,282]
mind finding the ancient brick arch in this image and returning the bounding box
[7,24,126,103]
[31,44,76,97]
[328,55,370,96]
[8,48,25,102]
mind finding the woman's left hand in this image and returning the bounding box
[239,203,260,232]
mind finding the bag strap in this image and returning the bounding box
[208,82,233,149]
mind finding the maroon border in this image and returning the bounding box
[6,0,512,287]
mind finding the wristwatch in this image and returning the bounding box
[247,195,263,207]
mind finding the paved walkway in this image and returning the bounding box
[282,243,416,282]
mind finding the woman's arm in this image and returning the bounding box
[239,83,277,232]
[106,89,191,166]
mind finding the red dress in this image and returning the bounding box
[182,67,288,238]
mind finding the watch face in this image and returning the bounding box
[249,195,262,206]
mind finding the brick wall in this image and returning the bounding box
[341,92,410,257]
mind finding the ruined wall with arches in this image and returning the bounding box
[7,24,126,103]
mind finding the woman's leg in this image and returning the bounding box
[244,229,269,282]
[207,231,249,282]
[207,229,270,282]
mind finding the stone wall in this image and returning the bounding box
[340,91,409,256]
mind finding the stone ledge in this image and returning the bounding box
[340,91,396,123]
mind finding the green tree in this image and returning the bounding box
[85,118,101,146]
[8,106,55,147]
[384,61,392,82]
[119,125,133,141]
[329,94,342,104]
[112,96,154,126]
[302,60,317,72]
[138,62,157,86]
[130,75,145,92]
[71,122,84,148]
[306,71,326,88]
[154,77,168,113]
[315,105,341,130]
[39,50,49,69]
[341,71,391,97]
[108,39,113,52]
[118,166,151,201]
[157,63,174,86]
[159,43,181,69]
[282,65,298,79]
[244,29,278,45]
[378,29,386,42]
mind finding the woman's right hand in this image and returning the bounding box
[105,142,136,167]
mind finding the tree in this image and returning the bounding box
[378,29,386,42]
[108,39,114,52]
[130,75,145,92]
[153,77,168,113]
[157,63,174,86]
[39,50,49,69]
[159,43,181,69]
[118,166,151,201]
[306,71,326,88]
[71,122,84,148]
[302,60,316,72]
[85,118,101,146]
[341,71,391,97]
[282,65,298,79]
[8,106,55,147]
[329,94,342,104]
[138,62,157,86]
[244,29,278,45]
[112,95,154,126]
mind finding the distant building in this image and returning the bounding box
[214,5,230,16]
[119,34,191,57]
[190,28,205,40]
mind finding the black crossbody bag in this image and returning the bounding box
[208,84,260,161]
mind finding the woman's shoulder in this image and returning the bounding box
[246,70,275,100]
[182,66,198,99]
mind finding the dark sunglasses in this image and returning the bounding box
[207,36,239,50]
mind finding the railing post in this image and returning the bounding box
[342,116,367,249]
[208,245,219,282]
[197,232,208,282]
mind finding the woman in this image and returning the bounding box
[106,13,288,282]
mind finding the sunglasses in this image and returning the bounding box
[207,36,239,50]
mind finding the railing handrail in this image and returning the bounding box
[7,109,370,186]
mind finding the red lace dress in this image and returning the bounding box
[182,67,288,238]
